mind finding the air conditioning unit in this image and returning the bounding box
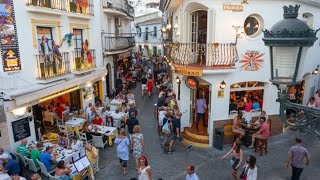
[115,18,122,27]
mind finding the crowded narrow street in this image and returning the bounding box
[95,81,320,180]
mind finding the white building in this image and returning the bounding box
[0,0,134,151]
[160,0,320,147]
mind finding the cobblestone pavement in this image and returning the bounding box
[95,85,320,180]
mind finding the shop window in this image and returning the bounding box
[153,46,157,56]
[229,81,265,114]
[244,14,263,37]
[73,29,83,51]
[37,27,53,51]
[145,27,149,40]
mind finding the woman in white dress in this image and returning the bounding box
[138,156,152,180]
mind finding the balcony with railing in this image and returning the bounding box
[102,0,134,19]
[103,34,135,54]
[72,49,96,74]
[35,52,71,80]
[169,43,238,71]
[26,0,94,16]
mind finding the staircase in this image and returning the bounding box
[182,127,209,147]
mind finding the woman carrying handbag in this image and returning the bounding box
[240,155,257,180]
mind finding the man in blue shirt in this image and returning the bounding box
[40,146,56,171]
[0,154,20,175]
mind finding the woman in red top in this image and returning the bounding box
[91,114,103,125]
[146,77,153,97]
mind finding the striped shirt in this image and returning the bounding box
[16,144,29,157]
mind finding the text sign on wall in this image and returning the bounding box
[223,4,243,12]
[0,0,22,72]
[12,118,31,142]
[174,67,203,77]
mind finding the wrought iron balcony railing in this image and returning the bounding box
[35,52,71,79]
[103,34,135,52]
[102,0,134,17]
[26,0,94,16]
[72,49,96,71]
[169,43,238,67]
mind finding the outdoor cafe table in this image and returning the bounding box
[110,98,135,106]
[89,125,118,145]
[65,118,86,135]
[241,123,260,147]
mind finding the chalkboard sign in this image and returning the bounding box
[12,118,31,142]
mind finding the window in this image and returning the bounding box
[138,45,142,52]
[37,27,53,51]
[229,81,265,114]
[138,28,141,37]
[153,26,157,37]
[145,27,148,40]
[73,29,83,51]
[243,14,264,37]
[153,46,157,55]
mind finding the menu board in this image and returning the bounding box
[0,0,22,72]
[12,118,31,142]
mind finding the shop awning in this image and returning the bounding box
[8,69,107,107]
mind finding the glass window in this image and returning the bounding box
[244,16,259,36]
[153,26,157,37]
[73,29,83,51]
[37,27,53,51]
[145,27,148,40]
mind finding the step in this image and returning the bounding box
[182,131,209,148]
[184,128,209,141]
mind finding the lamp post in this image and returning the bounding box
[176,75,181,100]
[263,5,320,136]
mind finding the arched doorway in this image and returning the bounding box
[106,63,112,96]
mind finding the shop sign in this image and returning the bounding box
[240,50,264,71]
[117,51,131,60]
[223,4,243,12]
[218,90,224,98]
[12,117,31,142]
[0,0,22,72]
[175,67,203,77]
[185,76,199,89]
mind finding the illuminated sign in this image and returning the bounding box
[185,76,199,89]
[174,67,203,77]
[223,4,243,12]
[39,86,79,102]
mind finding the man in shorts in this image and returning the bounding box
[170,111,192,153]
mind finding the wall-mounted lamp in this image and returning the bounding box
[176,76,181,100]
[86,83,92,88]
[220,80,226,89]
[102,77,106,81]
[166,23,171,30]
[12,106,27,118]
[312,65,319,75]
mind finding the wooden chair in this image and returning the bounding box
[25,157,40,172]
[79,132,93,145]
[92,135,108,150]
[254,138,268,156]
[92,149,99,174]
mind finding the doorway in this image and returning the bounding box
[190,84,210,135]
[190,10,207,65]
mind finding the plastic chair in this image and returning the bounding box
[15,153,27,168]
[25,157,40,172]
[48,173,58,180]
[92,135,108,150]
[37,159,55,177]
[93,149,99,174]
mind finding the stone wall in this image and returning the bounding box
[213,115,283,145]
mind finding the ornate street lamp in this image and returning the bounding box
[263,5,320,135]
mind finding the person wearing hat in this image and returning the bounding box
[0,154,21,175]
